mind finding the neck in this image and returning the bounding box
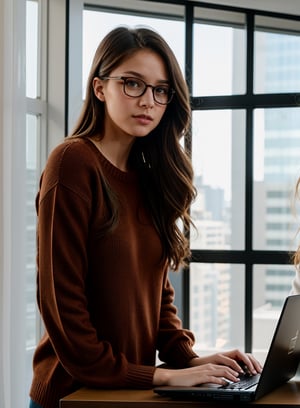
[91,137,133,172]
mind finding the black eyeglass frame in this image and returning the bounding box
[99,76,175,105]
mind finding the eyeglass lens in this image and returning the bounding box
[123,77,172,104]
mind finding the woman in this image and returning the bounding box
[29,26,262,408]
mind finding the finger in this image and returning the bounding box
[247,354,263,373]
[219,353,255,375]
[203,376,230,386]
[193,366,241,387]
[214,354,245,374]
[209,365,241,382]
[237,354,262,375]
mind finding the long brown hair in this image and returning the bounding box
[70,26,196,270]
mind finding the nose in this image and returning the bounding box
[139,86,155,108]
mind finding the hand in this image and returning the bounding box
[189,349,263,376]
[153,349,262,387]
[153,363,241,387]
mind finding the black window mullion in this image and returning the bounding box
[191,93,299,110]
[245,107,254,352]
[183,3,194,330]
[244,12,255,353]
[191,250,290,265]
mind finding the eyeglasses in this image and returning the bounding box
[100,76,175,105]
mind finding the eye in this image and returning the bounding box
[125,78,143,89]
[155,86,169,95]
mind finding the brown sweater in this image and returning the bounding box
[29,138,197,408]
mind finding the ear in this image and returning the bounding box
[93,77,105,102]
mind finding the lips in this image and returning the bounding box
[133,114,153,125]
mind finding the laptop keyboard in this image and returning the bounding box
[222,374,260,390]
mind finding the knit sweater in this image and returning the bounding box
[29,138,198,408]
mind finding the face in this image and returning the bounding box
[93,49,169,141]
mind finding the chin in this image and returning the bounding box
[134,133,151,138]
[133,127,156,138]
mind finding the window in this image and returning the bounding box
[68,0,300,363]
[25,0,47,396]
[188,5,300,361]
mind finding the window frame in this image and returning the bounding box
[186,4,300,351]
[24,0,67,402]
[67,0,300,355]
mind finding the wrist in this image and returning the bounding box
[188,357,202,367]
[153,367,171,386]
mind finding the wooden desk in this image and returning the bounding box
[60,381,300,407]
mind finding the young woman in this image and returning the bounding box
[29,26,262,408]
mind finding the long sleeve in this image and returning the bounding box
[37,181,154,388]
[31,139,159,408]
[30,138,199,408]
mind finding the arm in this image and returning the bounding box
[36,144,155,389]
[155,270,262,386]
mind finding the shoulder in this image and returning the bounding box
[47,137,100,170]
[39,137,103,200]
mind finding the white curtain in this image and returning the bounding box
[0,0,27,407]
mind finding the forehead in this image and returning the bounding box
[111,49,169,80]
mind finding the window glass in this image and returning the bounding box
[190,263,245,352]
[253,108,300,251]
[254,16,300,94]
[25,113,40,392]
[72,2,300,361]
[82,8,185,98]
[191,110,246,250]
[26,0,42,396]
[253,264,295,362]
[193,9,246,96]
[26,0,39,98]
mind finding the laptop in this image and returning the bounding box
[154,294,300,403]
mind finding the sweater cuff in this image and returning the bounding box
[169,342,199,368]
[125,363,156,389]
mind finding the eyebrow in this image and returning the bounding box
[122,70,170,84]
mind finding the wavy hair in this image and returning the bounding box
[70,26,196,270]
